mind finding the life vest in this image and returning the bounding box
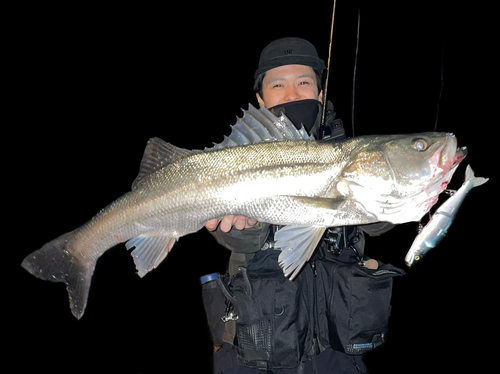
[201,227,405,371]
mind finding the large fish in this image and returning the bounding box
[22,105,466,319]
[405,164,488,267]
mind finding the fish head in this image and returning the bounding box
[383,132,466,190]
[342,132,467,223]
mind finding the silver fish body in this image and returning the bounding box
[21,105,466,318]
[405,164,488,267]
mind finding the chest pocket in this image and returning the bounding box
[315,259,405,354]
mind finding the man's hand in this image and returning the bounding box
[205,215,258,232]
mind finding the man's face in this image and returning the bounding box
[256,64,323,109]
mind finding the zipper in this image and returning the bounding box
[309,261,320,356]
[310,261,318,277]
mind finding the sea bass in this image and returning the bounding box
[22,105,466,319]
[405,164,488,267]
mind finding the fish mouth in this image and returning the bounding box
[425,134,467,206]
[434,133,467,171]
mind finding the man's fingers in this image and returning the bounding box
[205,216,258,232]
[245,218,258,229]
[219,215,236,232]
[233,216,247,231]
[205,218,220,231]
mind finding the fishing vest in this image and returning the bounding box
[201,227,405,371]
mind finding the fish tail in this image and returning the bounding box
[21,230,95,319]
[465,164,489,188]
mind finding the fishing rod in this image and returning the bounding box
[434,45,445,131]
[351,7,360,137]
[323,5,443,136]
[319,0,337,139]
[320,2,368,267]
[320,1,361,139]
[349,9,443,136]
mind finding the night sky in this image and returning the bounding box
[10,1,494,373]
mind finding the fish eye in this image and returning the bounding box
[412,138,428,152]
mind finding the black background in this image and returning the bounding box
[9,1,495,373]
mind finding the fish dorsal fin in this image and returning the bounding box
[205,104,313,151]
[133,104,313,187]
[132,137,194,189]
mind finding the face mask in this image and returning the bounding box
[268,99,321,134]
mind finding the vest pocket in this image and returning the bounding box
[317,260,405,354]
[229,268,305,370]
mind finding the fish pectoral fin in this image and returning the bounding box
[125,234,178,277]
[276,225,326,280]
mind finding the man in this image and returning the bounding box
[202,37,395,374]
[205,38,325,235]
